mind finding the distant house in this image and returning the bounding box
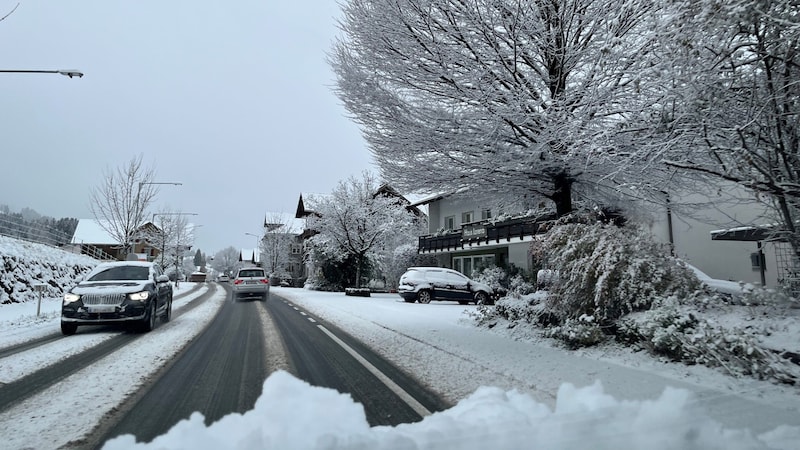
[69,219,163,261]
[263,212,305,285]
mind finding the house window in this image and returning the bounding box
[481,209,492,220]
[445,216,455,231]
[750,252,765,270]
[462,211,474,224]
[452,254,496,277]
[291,245,302,255]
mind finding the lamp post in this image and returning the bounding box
[0,69,84,78]
[245,232,262,267]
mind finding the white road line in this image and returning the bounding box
[300,311,307,316]
[316,324,432,418]
[308,318,316,323]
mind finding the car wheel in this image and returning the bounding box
[417,290,432,304]
[161,296,172,323]
[474,291,491,305]
[61,321,78,336]
[141,301,157,332]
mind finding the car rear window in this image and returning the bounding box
[238,269,265,278]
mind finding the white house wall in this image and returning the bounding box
[645,185,777,287]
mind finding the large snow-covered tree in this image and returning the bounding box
[308,172,420,288]
[331,0,672,215]
[89,155,159,255]
[651,0,800,253]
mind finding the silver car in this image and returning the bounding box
[232,267,270,301]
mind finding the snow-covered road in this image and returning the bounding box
[0,284,227,449]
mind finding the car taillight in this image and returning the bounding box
[259,279,269,284]
[234,279,243,285]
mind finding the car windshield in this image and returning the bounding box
[87,265,150,281]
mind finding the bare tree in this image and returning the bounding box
[331,0,672,215]
[212,246,242,277]
[89,155,158,256]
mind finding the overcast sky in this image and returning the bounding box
[0,1,375,254]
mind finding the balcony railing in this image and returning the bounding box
[419,215,555,253]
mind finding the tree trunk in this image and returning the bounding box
[551,172,574,216]
[355,253,363,288]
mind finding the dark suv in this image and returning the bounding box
[61,261,173,335]
[398,267,494,305]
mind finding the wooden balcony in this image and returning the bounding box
[418,215,555,253]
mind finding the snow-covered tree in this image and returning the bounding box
[308,172,420,288]
[651,0,800,255]
[89,155,159,255]
[149,214,195,286]
[331,0,673,215]
[212,246,241,277]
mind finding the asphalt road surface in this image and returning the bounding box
[94,285,447,447]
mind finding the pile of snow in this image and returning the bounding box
[0,235,98,304]
[103,370,799,450]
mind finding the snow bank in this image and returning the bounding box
[0,235,98,304]
[103,370,800,450]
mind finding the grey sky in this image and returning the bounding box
[0,1,374,254]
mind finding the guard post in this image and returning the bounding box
[33,283,47,317]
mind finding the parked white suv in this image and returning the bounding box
[398,267,494,305]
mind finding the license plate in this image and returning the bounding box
[245,280,259,284]
[88,305,116,313]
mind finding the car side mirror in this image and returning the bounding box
[157,275,170,283]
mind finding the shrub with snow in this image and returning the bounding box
[621,299,799,384]
[532,218,700,324]
[471,265,536,298]
[544,314,606,349]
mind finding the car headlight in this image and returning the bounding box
[128,291,150,301]
[63,293,81,303]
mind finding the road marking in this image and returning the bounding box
[307,318,316,323]
[300,311,307,316]
[316,324,432,418]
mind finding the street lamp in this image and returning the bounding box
[245,232,262,266]
[0,69,84,78]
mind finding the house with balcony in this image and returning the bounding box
[415,185,790,291]
[412,192,552,276]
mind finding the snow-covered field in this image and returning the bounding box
[3,237,800,449]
